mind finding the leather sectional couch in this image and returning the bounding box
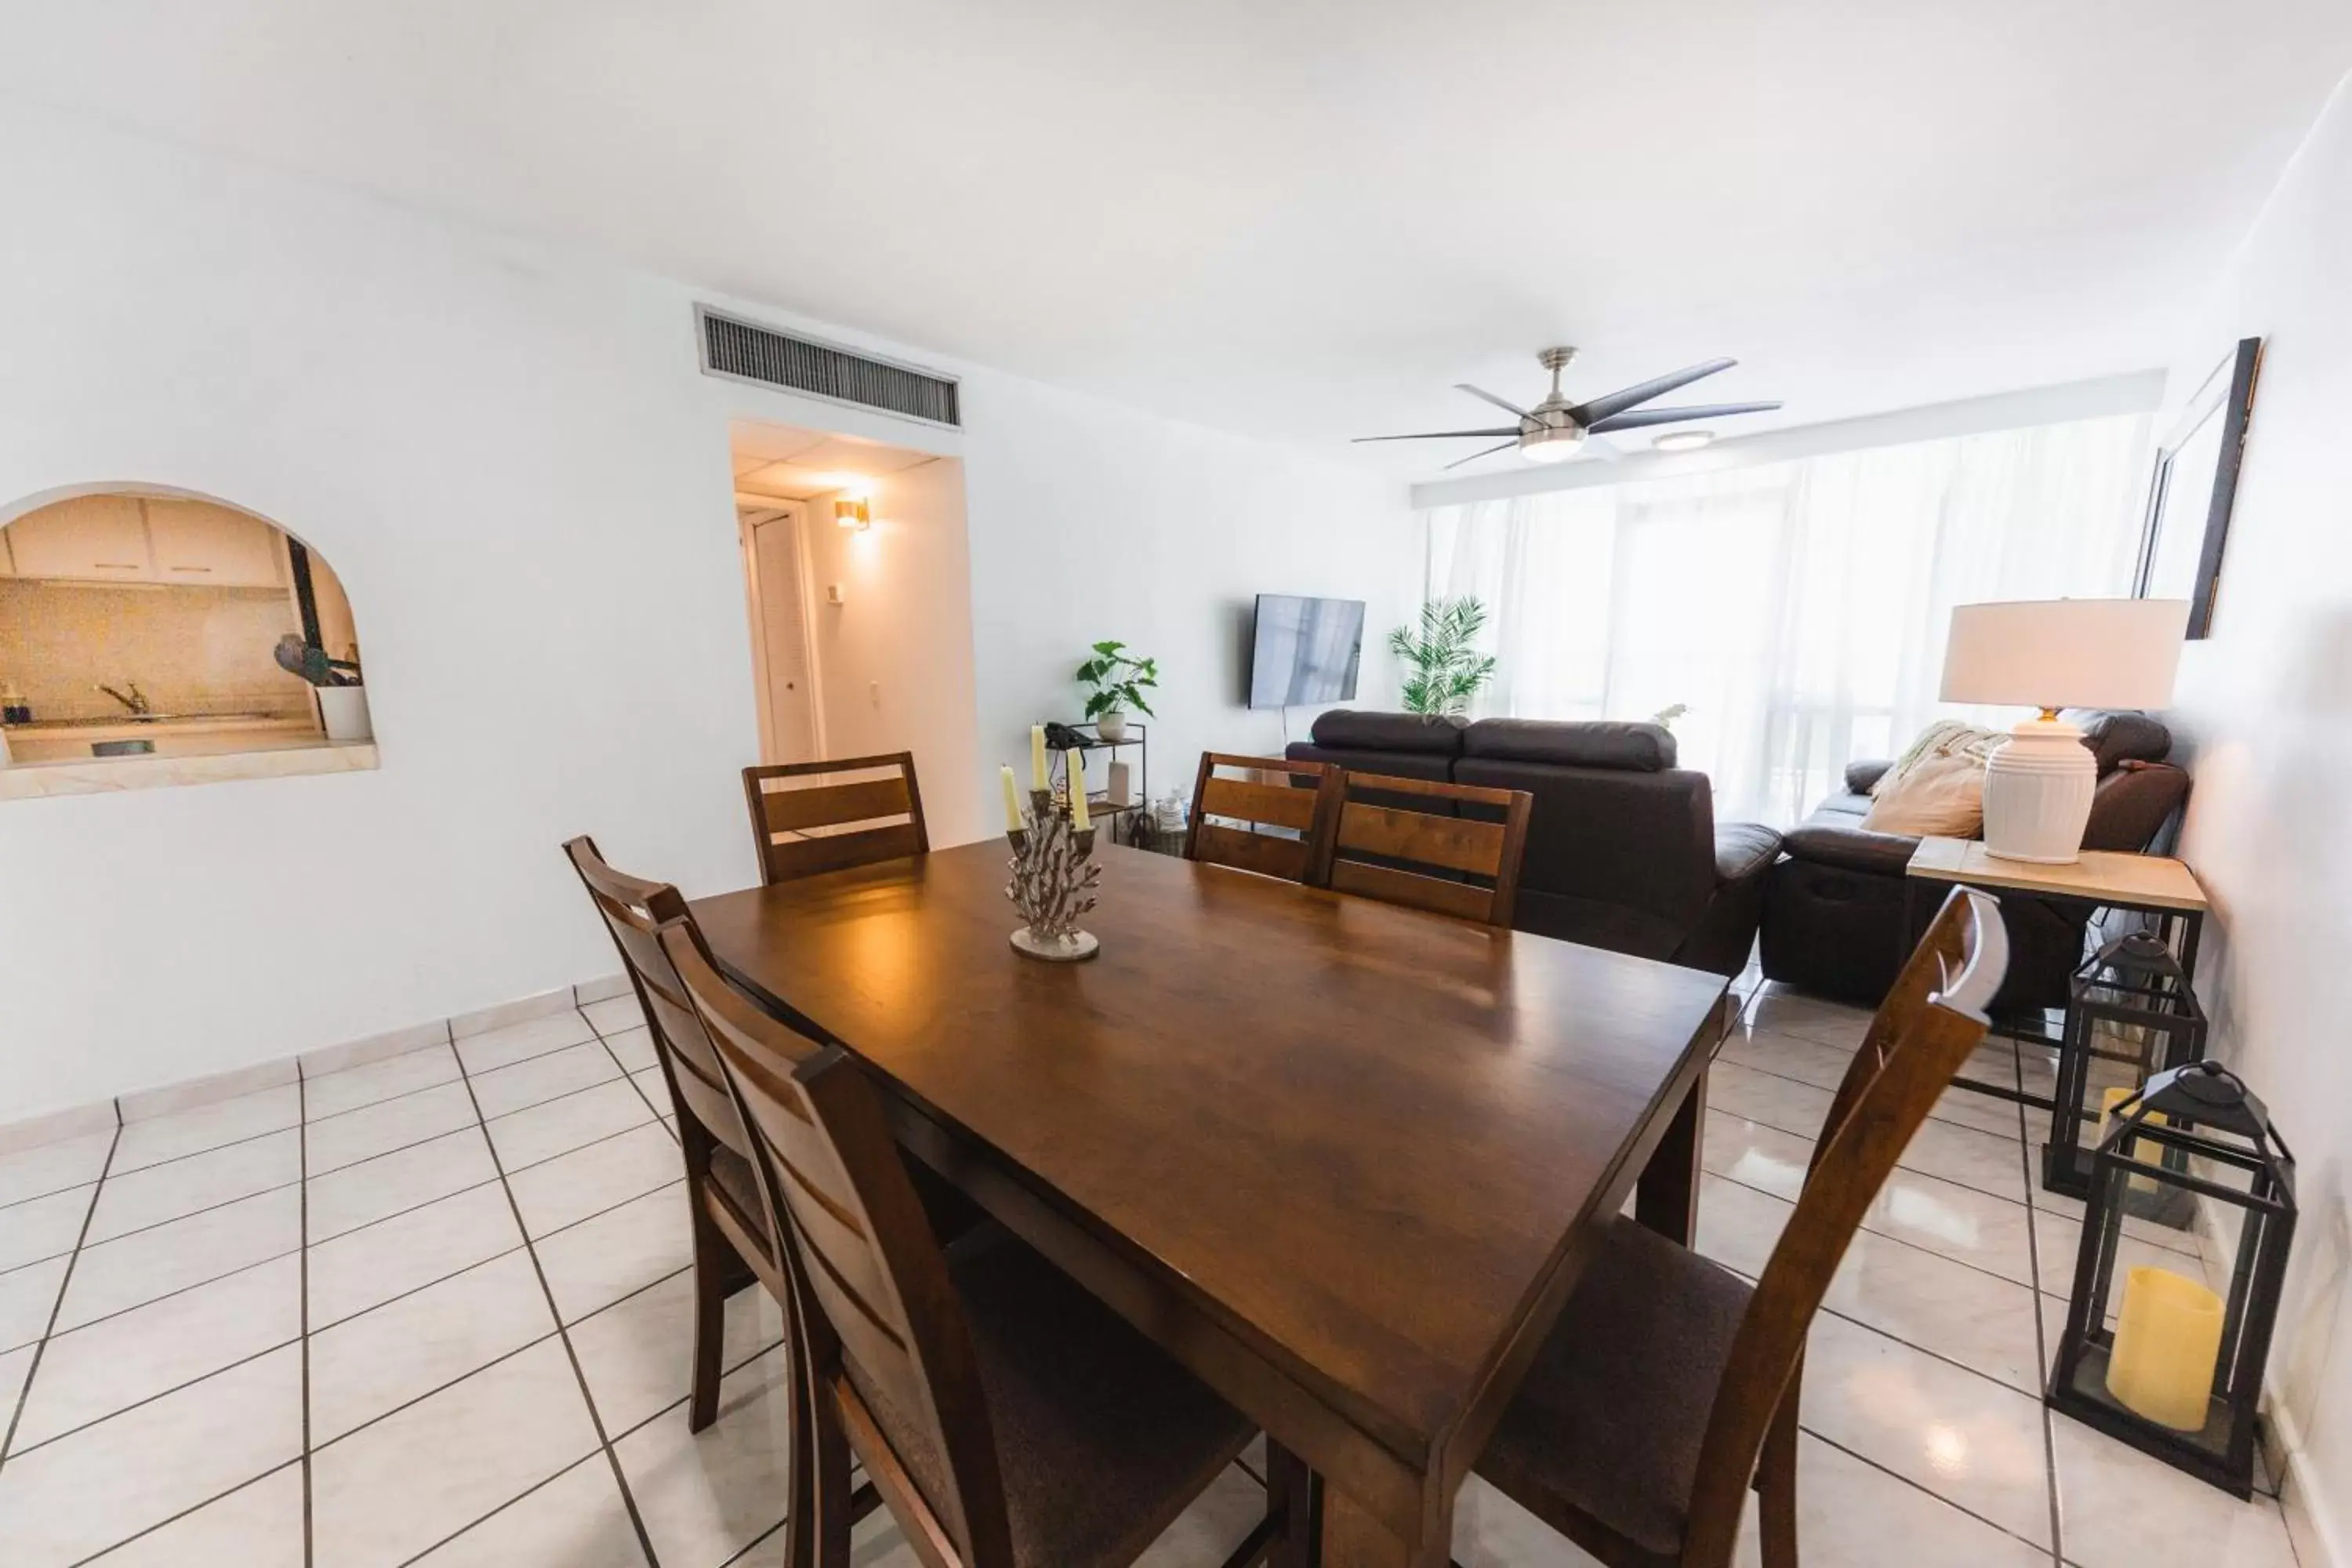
[1759,710,2191,1012]
[1284,710,1780,977]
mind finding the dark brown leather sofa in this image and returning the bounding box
[1284,710,1780,976]
[1759,710,2190,1011]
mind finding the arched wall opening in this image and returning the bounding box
[0,485,374,785]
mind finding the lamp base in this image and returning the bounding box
[1982,715,2096,864]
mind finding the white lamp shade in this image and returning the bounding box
[1940,599,2190,711]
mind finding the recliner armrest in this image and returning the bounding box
[1715,822,1783,887]
[1780,822,1919,877]
[1844,758,1893,795]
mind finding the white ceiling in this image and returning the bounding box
[9,2,2348,477]
[731,422,937,503]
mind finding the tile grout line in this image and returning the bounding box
[8,1335,303,1460]
[2005,1025,2068,1567]
[449,1036,665,1568]
[297,1062,316,1568]
[0,1123,122,1472]
[60,1458,305,1568]
[1798,1426,2060,1559]
[581,1004,676,1145]
[1705,1165,2047,1298]
[11,1112,663,1347]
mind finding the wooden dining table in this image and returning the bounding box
[691,839,1729,1567]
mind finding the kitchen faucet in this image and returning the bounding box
[96,681,151,716]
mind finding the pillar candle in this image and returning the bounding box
[2106,1265,2224,1430]
[1029,724,1048,789]
[2098,1086,2169,1192]
[1067,750,1090,830]
[1000,765,1022,833]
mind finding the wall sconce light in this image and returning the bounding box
[834,497,871,532]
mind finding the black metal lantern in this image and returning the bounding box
[2043,931,2208,1196]
[2046,1062,2296,1497]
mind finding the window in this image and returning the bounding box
[1424,413,2153,825]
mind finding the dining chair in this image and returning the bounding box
[661,920,1298,1568]
[1472,884,2009,1568]
[1183,752,1339,883]
[743,752,929,885]
[561,835,783,1433]
[1309,770,1534,928]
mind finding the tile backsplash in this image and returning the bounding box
[0,579,315,723]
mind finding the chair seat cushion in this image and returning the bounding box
[1479,1216,1755,1564]
[859,1232,1254,1568]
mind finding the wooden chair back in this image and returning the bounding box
[561,835,747,1152]
[661,924,1014,1567]
[744,753,929,885]
[1680,885,2008,1565]
[1182,753,1338,883]
[1311,771,1534,928]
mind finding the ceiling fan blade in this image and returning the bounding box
[1443,438,1523,470]
[1351,427,1523,444]
[1568,358,1737,426]
[1585,400,1784,434]
[1454,383,1536,419]
[1582,434,1624,462]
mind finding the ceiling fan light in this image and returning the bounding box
[1653,430,1716,452]
[1519,426,1585,463]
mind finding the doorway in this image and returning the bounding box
[729,419,972,787]
[739,502,821,764]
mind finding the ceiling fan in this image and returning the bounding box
[1357,347,1781,469]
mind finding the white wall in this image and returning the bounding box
[2162,73,2352,1566]
[794,458,987,846]
[0,103,1413,1119]
[959,373,1414,818]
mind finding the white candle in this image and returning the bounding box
[1066,749,1090,829]
[1000,765,1022,832]
[1029,724,1048,790]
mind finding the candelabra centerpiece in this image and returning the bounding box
[1002,730,1102,962]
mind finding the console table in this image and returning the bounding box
[1904,837,2210,1109]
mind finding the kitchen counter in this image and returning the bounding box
[2,713,318,764]
[0,737,379,800]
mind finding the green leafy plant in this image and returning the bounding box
[1388,597,1497,717]
[1652,702,1688,732]
[1075,640,1159,720]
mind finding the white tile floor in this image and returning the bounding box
[0,981,2306,1566]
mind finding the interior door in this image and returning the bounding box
[745,507,821,764]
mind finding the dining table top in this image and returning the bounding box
[690,838,1728,1473]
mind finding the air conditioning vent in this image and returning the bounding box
[696,307,960,428]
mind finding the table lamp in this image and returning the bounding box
[1940,599,2189,863]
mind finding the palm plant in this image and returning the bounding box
[1388,597,1497,717]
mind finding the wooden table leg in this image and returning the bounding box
[1317,1485,1450,1568]
[1635,1066,1706,1246]
[1264,1442,1317,1568]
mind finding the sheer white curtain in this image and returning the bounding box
[1425,412,2154,826]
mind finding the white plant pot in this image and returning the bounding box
[318,685,374,743]
[1094,711,1130,742]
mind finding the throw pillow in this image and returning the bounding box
[1862,720,2006,837]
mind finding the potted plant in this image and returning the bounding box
[1388,597,1497,718]
[1075,641,1157,742]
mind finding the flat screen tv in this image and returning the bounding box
[1249,593,1364,710]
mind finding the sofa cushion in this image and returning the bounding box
[1307,710,1468,756]
[2066,710,2172,774]
[1283,741,1456,785]
[1455,756,1715,931]
[1463,720,1678,771]
[2082,760,2191,851]
[1780,821,1922,877]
